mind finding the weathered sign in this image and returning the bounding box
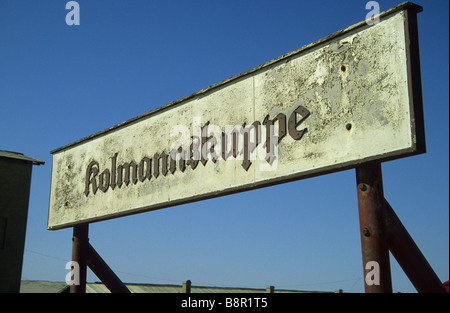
[48,3,424,230]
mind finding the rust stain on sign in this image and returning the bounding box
[48,2,424,230]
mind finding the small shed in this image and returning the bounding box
[0,150,44,292]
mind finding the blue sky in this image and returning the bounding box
[1,0,448,293]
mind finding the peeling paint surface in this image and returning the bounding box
[48,10,423,230]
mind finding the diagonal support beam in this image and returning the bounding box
[384,199,447,293]
[86,243,130,293]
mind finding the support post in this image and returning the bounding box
[70,224,89,293]
[356,163,392,293]
[182,280,191,293]
[384,199,447,293]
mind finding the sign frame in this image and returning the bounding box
[48,2,425,230]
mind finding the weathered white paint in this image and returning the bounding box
[48,6,423,230]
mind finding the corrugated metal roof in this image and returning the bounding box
[85,282,314,293]
[20,280,67,293]
[0,150,44,165]
[20,281,327,293]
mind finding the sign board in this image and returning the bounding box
[48,3,424,230]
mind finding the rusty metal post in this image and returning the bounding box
[384,199,447,293]
[70,224,89,293]
[182,280,191,293]
[86,243,130,293]
[356,163,392,293]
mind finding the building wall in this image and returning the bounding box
[0,158,33,293]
